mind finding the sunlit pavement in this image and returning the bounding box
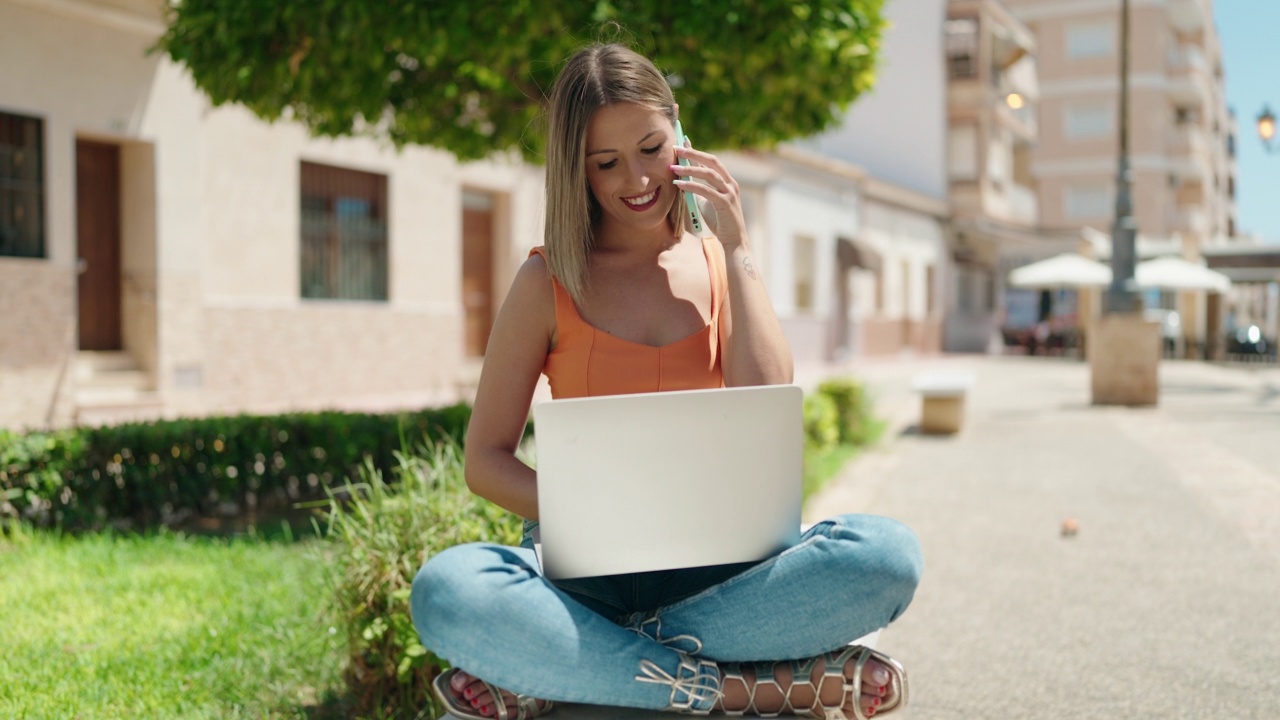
[447,356,1280,720]
[806,354,1280,718]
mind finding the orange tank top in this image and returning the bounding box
[531,239,728,399]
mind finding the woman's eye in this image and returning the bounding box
[642,145,663,155]
[597,159,618,170]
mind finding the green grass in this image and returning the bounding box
[0,526,348,720]
[0,407,885,720]
[801,416,888,501]
[802,443,862,500]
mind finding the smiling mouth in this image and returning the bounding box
[622,188,660,211]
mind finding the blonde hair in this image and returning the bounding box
[544,43,683,305]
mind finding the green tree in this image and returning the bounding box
[157,1,886,162]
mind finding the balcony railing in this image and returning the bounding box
[1170,124,1209,159]
[993,91,1037,137]
[1168,44,1206,72]
[1168,0,1208,33]
[1171,205,1209,236]
[982,180,1038,226]
[1168,45,1210,106]
[1007,183,1038,225]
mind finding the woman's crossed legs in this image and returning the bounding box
[411,514,922,718]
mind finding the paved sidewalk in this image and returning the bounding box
[807,355,1280,719]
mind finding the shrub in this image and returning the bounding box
[801,378,885,500]
[0,404,480,531]
[802,392,840,450]
[0,428,85,527]
[816,378,877,446]
[320,438,521,720]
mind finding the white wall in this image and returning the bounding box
[0,0,551,420]
[800,0,949,200]
[765,179,860,316]
[858,198,948,321]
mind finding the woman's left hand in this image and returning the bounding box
[671,145,748,248]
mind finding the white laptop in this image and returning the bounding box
[532,384,804,580]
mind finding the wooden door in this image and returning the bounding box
[1206,291,1223,360]
[76,140,122,351]
[462,192,495,357]
[901,260,912,349]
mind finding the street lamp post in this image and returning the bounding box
[1104,0,1139,314]
[1258,105,1276,152]
[1090,0,1159,406]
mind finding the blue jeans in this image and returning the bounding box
[411,513,922,713]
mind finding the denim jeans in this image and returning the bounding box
[410,513,922,713]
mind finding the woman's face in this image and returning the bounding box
[583,102,679,235]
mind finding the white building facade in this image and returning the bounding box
[1,0,963,430]
[0,0,546,429]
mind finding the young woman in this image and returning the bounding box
[411,43,922,720]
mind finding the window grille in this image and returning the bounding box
[0,111,45,258]
[300,161,388,301]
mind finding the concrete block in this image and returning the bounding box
[912,373,974,435]
[1088,314,1160,406]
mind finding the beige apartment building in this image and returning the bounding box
[1003,0,1238,351]
[945,0,1058,352]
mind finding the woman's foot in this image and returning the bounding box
[443,669,553,719]
[716,649,905,719]
[436,648,902,719]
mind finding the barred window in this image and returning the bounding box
[0,111,45,258]
[300,161,388,301]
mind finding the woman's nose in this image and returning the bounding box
[626,158,650,186]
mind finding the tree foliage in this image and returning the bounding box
[157,1,886,162]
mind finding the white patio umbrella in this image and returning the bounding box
[1135,257,1232,293]
[1008,253,1112,289]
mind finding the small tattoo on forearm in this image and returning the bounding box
[741,255,757,280]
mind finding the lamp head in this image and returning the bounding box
[1259,105,1277,148]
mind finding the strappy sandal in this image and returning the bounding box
[719,645,907,720]
[431,667,555,720]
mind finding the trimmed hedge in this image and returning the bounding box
[1,380,876,533]
[0,405,476,531]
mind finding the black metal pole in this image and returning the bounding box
[1105,0,1139,313]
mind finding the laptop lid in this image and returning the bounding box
[532,384,804,580]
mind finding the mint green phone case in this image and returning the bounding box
[673,119,706,235]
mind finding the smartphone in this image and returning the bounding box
[673,119,706,236]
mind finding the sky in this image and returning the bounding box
[1215,0,1280,244]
